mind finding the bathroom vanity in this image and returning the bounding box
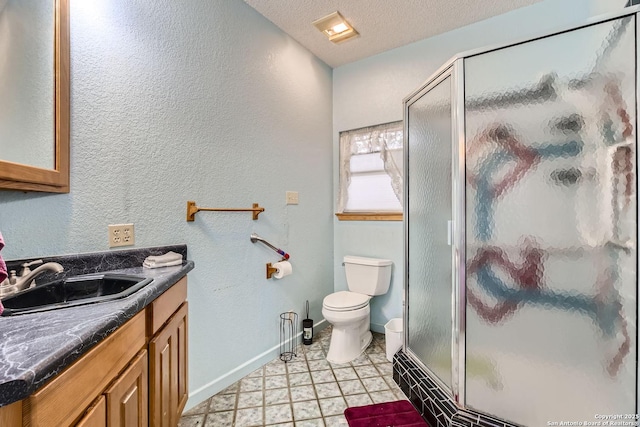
[0,245,193,427]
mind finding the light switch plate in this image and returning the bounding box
[286,191,299,205]
[108,223,135,247]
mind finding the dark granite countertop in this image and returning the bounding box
[0,245,194,407]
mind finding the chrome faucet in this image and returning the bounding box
[0,260,64,298]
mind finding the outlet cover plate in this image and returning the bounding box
[108,223,135,248]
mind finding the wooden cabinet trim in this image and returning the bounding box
[176,307,188,417]
[23,311,145,427]
[147,277,187,337]
[75,396,106,427]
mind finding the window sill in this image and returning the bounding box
[335,212,403,221]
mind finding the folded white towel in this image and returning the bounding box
[144,251,182,265]
[143,259,182,269]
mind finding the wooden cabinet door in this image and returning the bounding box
[104,350,148,427]
[25,312,146,427]
[175,304,188,417]
[0,401,22,427]
[149,302,188,427]
[75,396,106,427]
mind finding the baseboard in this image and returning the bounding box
[185,318,329,410]
[313,318,329,335]
[371,322,386,334]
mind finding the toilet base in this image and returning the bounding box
[325,321,372,364]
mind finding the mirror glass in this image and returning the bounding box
[0,0,55,169]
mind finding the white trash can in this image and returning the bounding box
[384,318,403,362]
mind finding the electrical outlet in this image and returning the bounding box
[108,223,135,248]
[286,191,299,205]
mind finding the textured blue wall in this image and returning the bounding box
[0,0,333,408]
[332,0,629,333]
[0,0,631,410]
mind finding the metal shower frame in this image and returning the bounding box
[402,5,640,409]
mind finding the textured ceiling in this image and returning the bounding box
[243,0,544,67]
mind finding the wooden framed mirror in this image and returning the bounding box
[0,0,69,193]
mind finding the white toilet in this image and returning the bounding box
[322,256,392,364]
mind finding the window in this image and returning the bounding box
[336,121,403,221]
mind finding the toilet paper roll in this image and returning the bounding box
[272,261,292,279]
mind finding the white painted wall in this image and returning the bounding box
[332,0,630,333]
[0,0,333,409]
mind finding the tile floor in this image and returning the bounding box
[179,326,408,426]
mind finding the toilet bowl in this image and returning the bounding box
[323,256,392,364]
[322,291,372,364]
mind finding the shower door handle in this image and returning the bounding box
[447,220,453,246]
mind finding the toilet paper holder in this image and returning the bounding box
[266,259,292,279]
[267,258,293,279]
[266,262,280,279]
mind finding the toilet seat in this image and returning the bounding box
[323,291,370,312]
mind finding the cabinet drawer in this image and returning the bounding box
[23,311,146,427]
[147,277,187,337]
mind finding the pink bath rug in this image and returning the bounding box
[344,400,429,427]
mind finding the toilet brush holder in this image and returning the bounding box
[302,318,313,345]
[303,300,313,345]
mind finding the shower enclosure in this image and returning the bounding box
[404,8,637,426]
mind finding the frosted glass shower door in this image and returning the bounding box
[464,16,637,425]
[406,73,454,391]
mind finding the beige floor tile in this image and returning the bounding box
[179,326,411,427]
[264,403,292,424]
[318,396,347,417]
[292,400,322,420]
[204,411,233,426]
[178,414,205,427]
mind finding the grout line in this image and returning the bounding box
[285,358,295,425]
[200,397,210,426]
[232,379,241,425]
[187,330,389,426]
[261,366,266,426]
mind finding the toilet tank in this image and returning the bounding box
[344,256,392,296]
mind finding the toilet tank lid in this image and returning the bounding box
[343,256,392,266]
